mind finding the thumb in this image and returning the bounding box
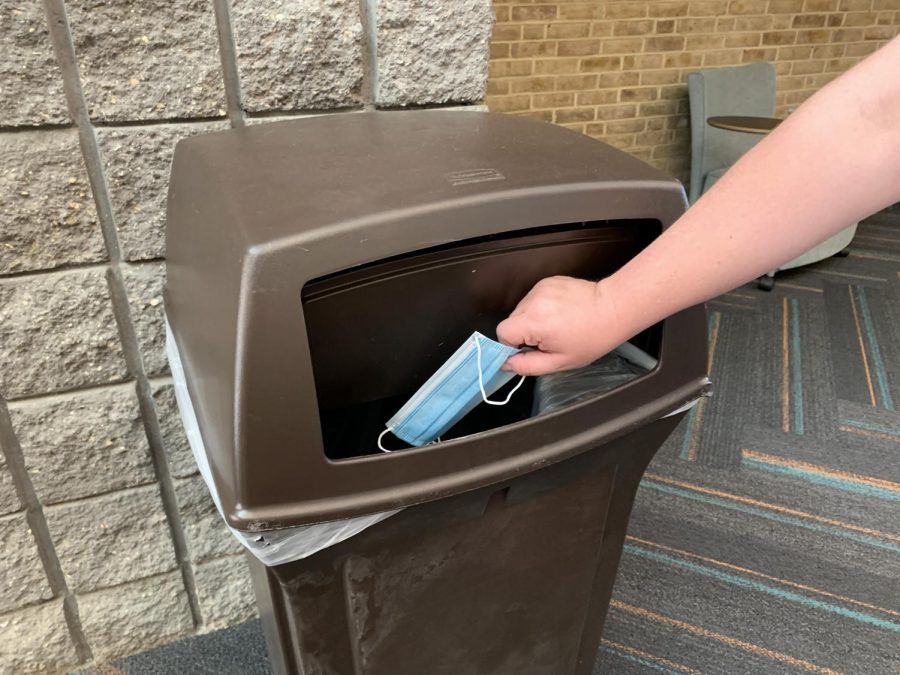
[496,315,534,349]
[502,350,569,377]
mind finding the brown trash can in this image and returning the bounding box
[165,111,709,675]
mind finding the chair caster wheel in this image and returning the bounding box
[757,275,775,291]
[834,247,850,258]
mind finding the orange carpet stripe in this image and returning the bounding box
[848,286,878,407]
[609,600,841,674]
[643,473,900,544]
[814,268,885,282]
[778,283,824,294]
[742,450,900,493]
[848,251,900,263]
[724,291,756,301]
[707,312,722,373]
[707,300,753,310]
[626,535,900,620]
[852,234,900,244]
[685,398,706,463]
[839,425,900,444]
[600,639,705,675]
[684,312,719,462]
[685,312,722,462]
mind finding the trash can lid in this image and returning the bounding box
[166,111,683,249]
[165,111,704,531]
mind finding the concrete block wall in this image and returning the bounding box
[486,0,900,183]
[0,1,493,671]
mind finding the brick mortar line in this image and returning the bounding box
[86,124,207,628]
[245,104,366,118]
[91,115,229,129]
[39,468,198,512]
[2,5,105,660]
[0,259,165,286]
[71,552,246,601]
[2,371,134,405]
[0,509,27,523]
[43,0,120,264]
[358,0,378,110]
[22,563,220,673]
[0,260,111,282]
[42,0,205,648]
[5,116,241,133]
[0,105,399,129]
[212,0,246,127]
[0,395,91,662]
[5,380,138,409]
[0,122,76,133]
[375,101,490,111]
[366,0,381,105]
[103,199,208,629]
[0,113,230,137]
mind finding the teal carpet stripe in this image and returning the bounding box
[854,248,900,262]
[641,480,900,553]
[789,297,805,434]
[678,405,697,461]
[741,457,900,502]
[623,544,900,633]
[677,311,718,461]
[855,286,894,411]
[840,418,900,437]
[600,646,683,675]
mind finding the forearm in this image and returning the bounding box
[603,36,900,343]
[499,37,900,376]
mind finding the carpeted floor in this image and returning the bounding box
[85,211,899,674]
[598,209,900,673]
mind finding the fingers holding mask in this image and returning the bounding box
[497,276,612,376]
[501,350,571,377]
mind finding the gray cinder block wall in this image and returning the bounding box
[0,1,493,671]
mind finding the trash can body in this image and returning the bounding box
[164,111,709,675]
[250,416,682,675]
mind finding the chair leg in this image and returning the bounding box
[757,274,775,291]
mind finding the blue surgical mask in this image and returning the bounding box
[378,332,526,450]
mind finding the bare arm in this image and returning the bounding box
[499,35,900,376]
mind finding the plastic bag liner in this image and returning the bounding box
[533,350,651,416]
[167,319,703,566]
[166,320,400,566]
[532,345,708,418]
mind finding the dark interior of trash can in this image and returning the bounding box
[301,220,662,460]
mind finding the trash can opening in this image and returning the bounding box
[301,219,663,461]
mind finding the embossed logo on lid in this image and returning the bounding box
[444,168,506,186]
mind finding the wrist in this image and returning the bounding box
[594,274,639,347]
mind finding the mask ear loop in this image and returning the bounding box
[475,335,526,406]
[377,427,394,453]
[378,428,441,453]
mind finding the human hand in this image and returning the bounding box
[496,276,622,376]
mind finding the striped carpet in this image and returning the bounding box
[600,210,900,674]
[86,210,899,674]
